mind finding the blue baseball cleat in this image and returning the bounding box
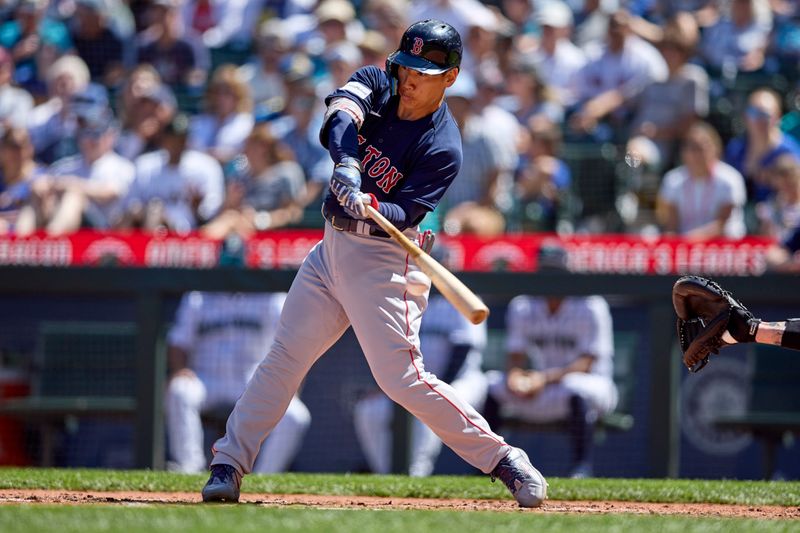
[490,447,548,508]
[202,464,241,503]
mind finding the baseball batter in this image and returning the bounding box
[354,293,488,476]
[202,20,547,507]
[166,291,310,473]
[485,248,618,478]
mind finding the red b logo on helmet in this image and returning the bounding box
[411,37,424,55]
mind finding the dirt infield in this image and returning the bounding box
[1,489,799,519]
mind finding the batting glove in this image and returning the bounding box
[330,179,352,205]
[330,156,363,192]
[342,190,379,219]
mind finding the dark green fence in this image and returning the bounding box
[1,266,798,475]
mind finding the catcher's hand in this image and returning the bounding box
[672,276,760,372]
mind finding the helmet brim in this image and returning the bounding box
[387,51,453,75]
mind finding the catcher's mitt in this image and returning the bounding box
[672,276,760,372]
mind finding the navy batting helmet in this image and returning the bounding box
[386,20,462,89]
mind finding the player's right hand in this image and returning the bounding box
[340,188,373,219]
[507,369,546,398]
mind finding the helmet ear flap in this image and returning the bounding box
[385,56,400,95]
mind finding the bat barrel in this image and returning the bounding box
[365,206,489,325]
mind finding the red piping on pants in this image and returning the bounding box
[401,253,503,445]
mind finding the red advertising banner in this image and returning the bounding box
[0,230,776,276]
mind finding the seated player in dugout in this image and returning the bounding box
[165,290,311,474]
[200,20,548,508]
[484,244,618,478]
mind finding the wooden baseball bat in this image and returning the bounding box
[365,205,489,324]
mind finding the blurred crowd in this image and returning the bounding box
[0,0,799,251]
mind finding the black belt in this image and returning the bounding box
[322,204,390,238]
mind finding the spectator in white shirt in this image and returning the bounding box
[188,65,254,164]
[0,47,32,129]
[569,9,668,137]
[17,107,135,236]
[531,1,586,106]
[117,113,224,234]
[657,121,747,240]
[700,0,771,73]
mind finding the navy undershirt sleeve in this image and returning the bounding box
[322,111,360,164]
[378,200,427,230]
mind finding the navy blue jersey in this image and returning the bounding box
[321,66,462,227]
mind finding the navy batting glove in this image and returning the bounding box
[331,156,363,192]
[330,180,351,204]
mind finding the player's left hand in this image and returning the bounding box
[331,156,363,193]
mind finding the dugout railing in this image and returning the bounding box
[0,266,799,476]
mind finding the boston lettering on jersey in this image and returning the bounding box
[197,318,264,336]
[357,134,404,193]
[531,335,578,350]
[321,66,462,226]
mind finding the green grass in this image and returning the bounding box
[1,468,800,506]
[0,505,796,533]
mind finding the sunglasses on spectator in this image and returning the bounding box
[745,106,772,121]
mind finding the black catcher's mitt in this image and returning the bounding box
[672,276,760,372]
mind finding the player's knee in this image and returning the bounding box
[260,338,308,375]
[354,393,392,426]
[287,399,312,430]
[166,374,204,407]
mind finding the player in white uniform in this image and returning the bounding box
[354,293,488,476]
[485,246,617,478]
[165,291,311,473]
